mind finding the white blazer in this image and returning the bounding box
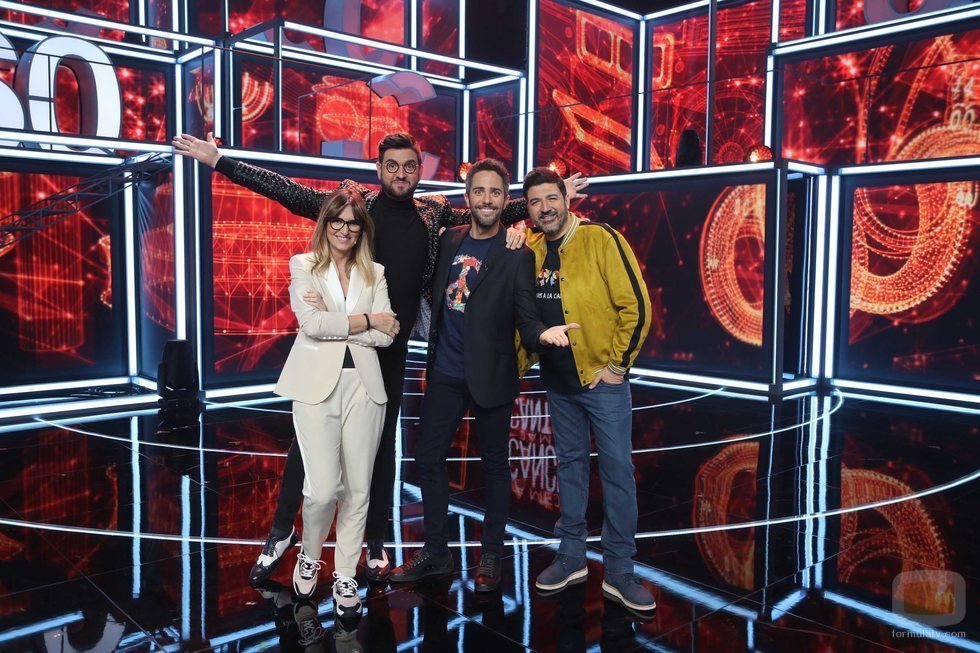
[275,253,393,405]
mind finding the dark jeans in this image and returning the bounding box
[272,340,409,544]
[547,379,637,575]
[415,370,513,556]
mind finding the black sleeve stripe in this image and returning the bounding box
[596,224,646,369]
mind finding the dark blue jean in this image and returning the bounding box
[547,380,637,575]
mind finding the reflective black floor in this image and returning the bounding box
[1,350,978,651]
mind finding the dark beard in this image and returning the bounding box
[381,179,416,200]
[473,207,502,228]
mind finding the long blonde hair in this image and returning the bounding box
[310,189,375,284]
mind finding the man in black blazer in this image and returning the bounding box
[389,159,578,592]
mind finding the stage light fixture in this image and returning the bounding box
[547,157,568,176]
[157,339,201,413]
[456,161,473,181]
[746,145,773,163]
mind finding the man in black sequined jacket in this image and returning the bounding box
[172,131,583,585]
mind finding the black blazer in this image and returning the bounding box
[427,226,546,408]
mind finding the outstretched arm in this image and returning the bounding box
[172,132,329,221]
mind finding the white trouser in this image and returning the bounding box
[292,368,386,576]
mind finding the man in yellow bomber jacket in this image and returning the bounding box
[520,167,656,615]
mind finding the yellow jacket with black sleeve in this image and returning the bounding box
[519,214,652,386]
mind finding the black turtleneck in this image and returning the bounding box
[371,191,428,346]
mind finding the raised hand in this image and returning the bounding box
[171,132,221,168]
[564,172,589,202]
[538,323,581,347]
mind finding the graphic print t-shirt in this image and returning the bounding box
[433,234,493,378]
[535,239,583,394]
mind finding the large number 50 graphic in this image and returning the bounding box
[0,34,121,153]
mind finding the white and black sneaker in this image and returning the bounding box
[293,550,322,598]
[249,526,299,585]
[332,572,362,618]
[294,600,323,649]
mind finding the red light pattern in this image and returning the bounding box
[473,86,518,172]
[240,61,458,181]
[779,0,808,41]
[0,2,129,42]
[712,0,770,164]
[536,0,634,175]
[192,0,223,37]
[118,66,169,143]
[0,171,121,381]
[650,1,776,168]
[700,184,767,345]
[0,39,169,144]
[649,13,708,168]
[782,30,980,165]
[421,0,461,77]
[695,442,758,590]
[575,182,768,375]
[12,430,120,572]
[210,173,379,376]
[139,179,176,333]
[227,0,405,51]
[844,178,979,386]
[835,0,937,31]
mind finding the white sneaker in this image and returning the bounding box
[332,572,362,618]
[292,550,321,598]
[294,600,323,648]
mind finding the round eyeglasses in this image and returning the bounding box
[383,159,419,174]
[327,218,364,232]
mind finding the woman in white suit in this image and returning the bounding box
[276,189,396,617]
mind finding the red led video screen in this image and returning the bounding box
[712,0,770,164]
[840,176,980,391]
[535,0,634,175]
[136,172,176,378]
[572,180,771,378]
[649,0,772,168]
[471,84,520,175]
[184,54,215,139]
[0,35,169,146]
[779,0,808,41]
[649,13,708,168]
[0,1,131,42]
[0,169,125,384]
[236,58,459,182]
[837,408,965,607]
[421,0,461,77]
[782,30,980,166]
[835,0,960,31]
[227,0,404,50]
[208,171,380,380]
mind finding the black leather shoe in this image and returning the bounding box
[474,553,501,592]
[389,548,453,583]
